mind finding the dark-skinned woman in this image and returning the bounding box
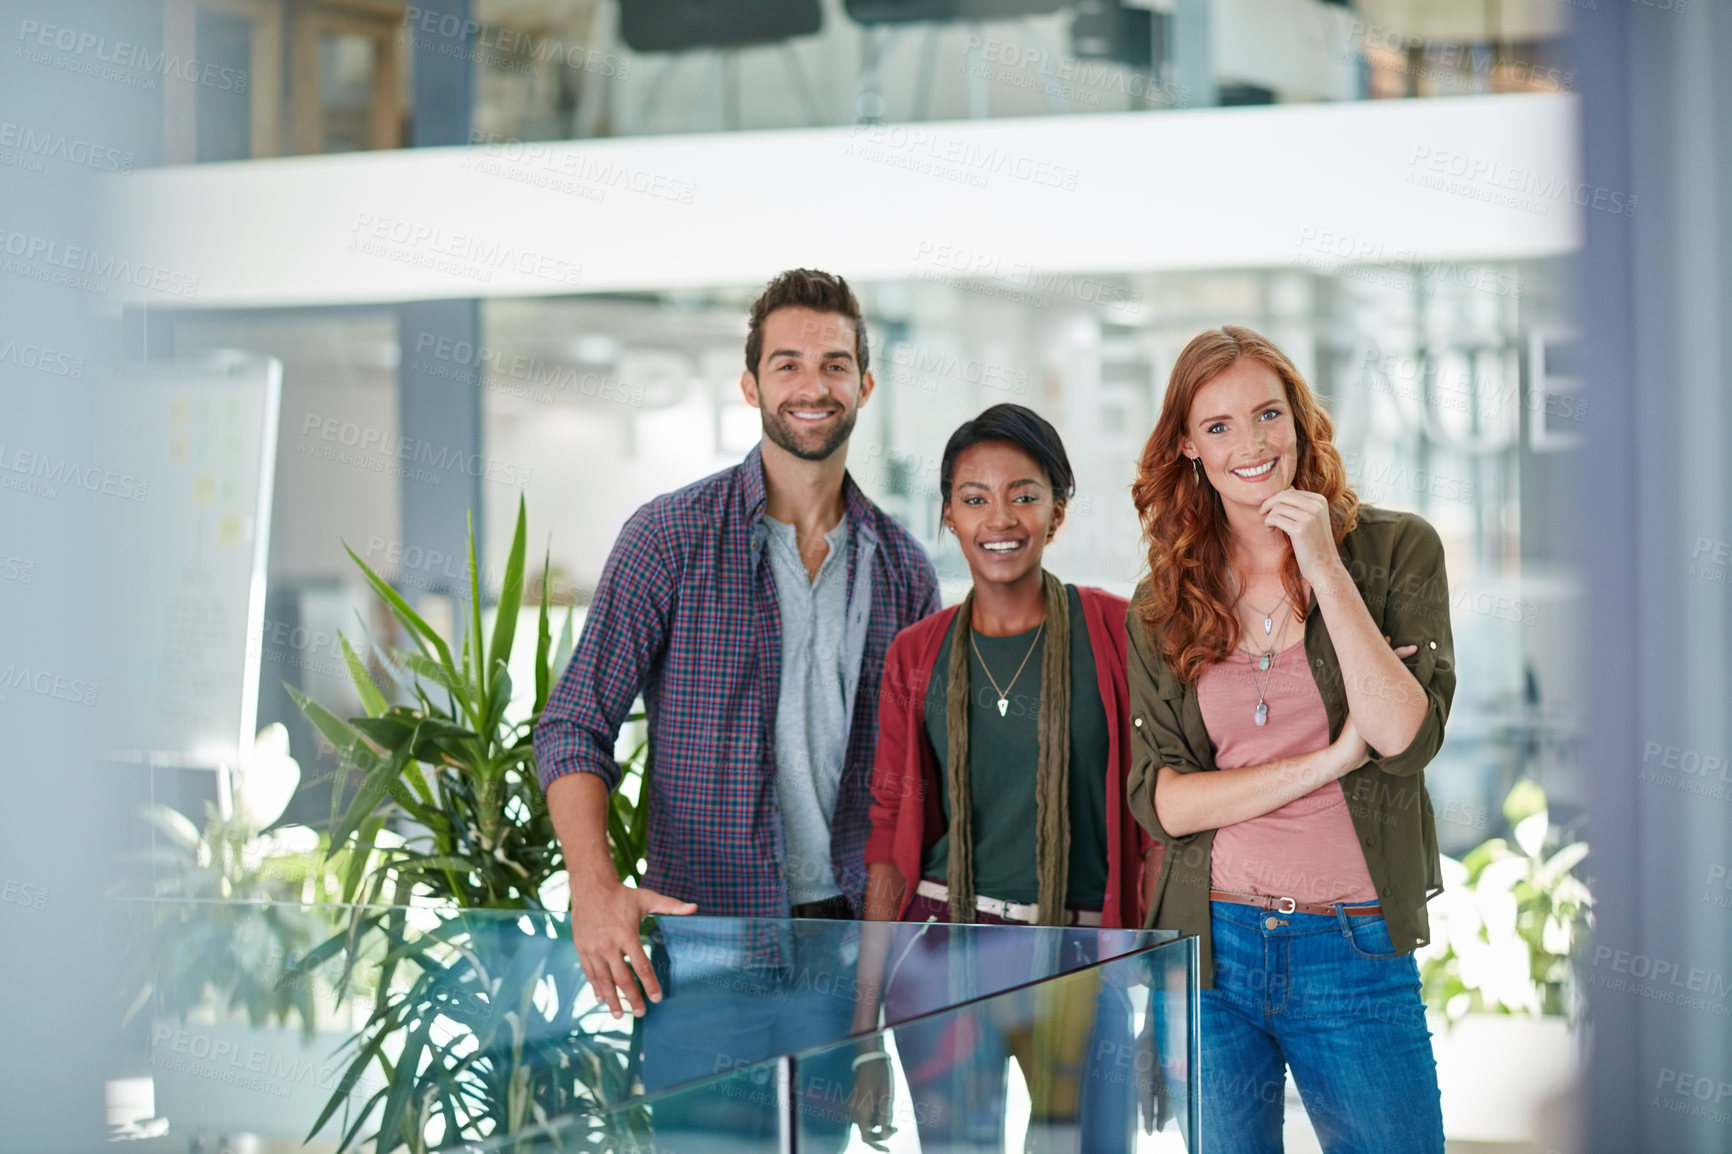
[850,404,1159,1153]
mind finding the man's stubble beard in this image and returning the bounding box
[761,404,858,463]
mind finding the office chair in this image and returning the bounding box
[616,0,825,132]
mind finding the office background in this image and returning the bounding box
[0,0,1725,1150]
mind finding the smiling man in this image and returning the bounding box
[534,269,940,1028]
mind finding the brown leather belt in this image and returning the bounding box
[1210,889,1382,919]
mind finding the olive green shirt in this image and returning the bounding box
[1125,505,1456,987]
[921,585,1113,907]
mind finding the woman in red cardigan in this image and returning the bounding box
[849,403,1158,1150]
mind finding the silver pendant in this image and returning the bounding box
[1263,615,1274,636]
[1254,702,1268,726]
[1258,652,1272,671]
[997,697,1009,717]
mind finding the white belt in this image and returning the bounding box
[915,878,1103,927]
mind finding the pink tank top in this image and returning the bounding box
[1197,639,1377,905]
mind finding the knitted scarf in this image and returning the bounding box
[944,570,1072,926]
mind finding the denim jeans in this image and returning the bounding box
[1194,899,1444,1154]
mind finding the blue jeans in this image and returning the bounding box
[1195,900,1443,1154]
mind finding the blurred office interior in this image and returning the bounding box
[136,0,1586,856]
[2,0,1728,1150]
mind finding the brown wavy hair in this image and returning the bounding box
[744,268,868,378]
[1132,326,1359,684]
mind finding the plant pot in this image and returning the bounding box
[1430,1011,1576,1143]
[146,1018,378,1147]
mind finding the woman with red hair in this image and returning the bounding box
[1128,326,1454,1152]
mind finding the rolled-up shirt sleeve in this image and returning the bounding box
[533,504,676,793]
[1365,515,1456,779]
[1124,603,1207,845]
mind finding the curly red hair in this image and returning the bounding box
[1132,326,1359,684]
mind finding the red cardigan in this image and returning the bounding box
[863,586,1151,928]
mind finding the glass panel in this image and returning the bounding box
[638,917,1170,1094]
[125,901,636,1150]
[795,937,1198,1152]
[120,900,1170,1148]
[476,1060,789,1154]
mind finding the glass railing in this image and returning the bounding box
[474,1059,792,1153]
[466,934,1198,1153]
[791,938,1198,1152]
[117,900,1179,1150]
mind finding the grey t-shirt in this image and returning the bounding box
[763,515,862,905]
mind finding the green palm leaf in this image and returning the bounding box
[282,503,656,1152]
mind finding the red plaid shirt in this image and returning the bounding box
[534,445,941,917]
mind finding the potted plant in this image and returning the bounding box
[121,726,370,1146]
[285,498,652,1152]
[126,726,339,1038]
[1417,779,1592,1144]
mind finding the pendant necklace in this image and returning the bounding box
[1241,592,1292,649]
[971,621,1045,717]
[1242,594,1291,727]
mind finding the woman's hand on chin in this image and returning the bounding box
[1259,488,1342,582]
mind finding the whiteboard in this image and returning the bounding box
[98,351,281,767]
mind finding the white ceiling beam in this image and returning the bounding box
[105,93,1579,309]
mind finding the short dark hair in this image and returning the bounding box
[939,404,1076,506]
[744,268,869,379]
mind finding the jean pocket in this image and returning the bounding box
[1340,913,1404,960]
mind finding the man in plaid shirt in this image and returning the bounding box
[535,269,940,1023]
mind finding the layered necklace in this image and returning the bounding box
[1240,592,1292,727]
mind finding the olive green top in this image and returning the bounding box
[923,584,1112,907]
[1125,505,1456,988]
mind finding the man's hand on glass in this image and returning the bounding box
[570,876,696,1019]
